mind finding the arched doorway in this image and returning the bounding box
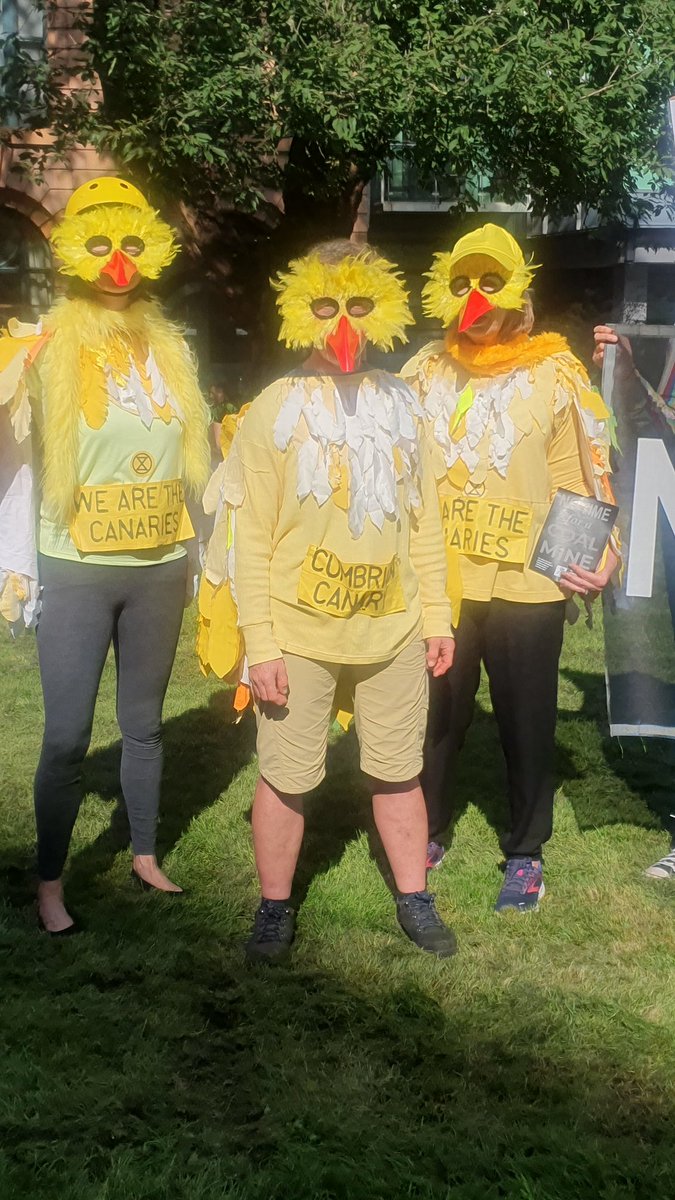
[0,206,53,322]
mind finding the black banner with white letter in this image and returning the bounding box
[602,326,675,739]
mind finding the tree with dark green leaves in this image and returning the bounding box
[3,1,675,221]
[2,1,674,357]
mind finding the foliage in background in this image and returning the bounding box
[1,609,674,1199]
[1,0,675,225]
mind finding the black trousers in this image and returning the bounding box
[34,554,187,881]
[422,598,566,859]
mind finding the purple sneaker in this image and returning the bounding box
[426,841,446,871]
[495,857,545,913]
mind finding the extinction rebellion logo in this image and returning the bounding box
[131,452,155,477]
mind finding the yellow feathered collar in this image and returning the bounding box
[42,295,166,348]
[38,296,210,524]
[443,331,570,377]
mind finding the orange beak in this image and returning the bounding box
[325,315,361,373]
[99,249,138,288]
[458,289,494,333]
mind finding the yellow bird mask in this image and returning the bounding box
[272,247,413,373]
[422,224,537,333]
[50,176,179,290]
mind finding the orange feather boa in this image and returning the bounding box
[443,331,571,376]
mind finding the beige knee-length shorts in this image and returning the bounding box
[255,638,428,794]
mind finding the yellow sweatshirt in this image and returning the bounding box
[401,335,616,605]
[233,370,453,666]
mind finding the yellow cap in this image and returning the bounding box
[449,223,525,276]
[64,177,149,218]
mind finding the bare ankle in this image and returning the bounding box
[133,854,157,869]
[38,878,63,897]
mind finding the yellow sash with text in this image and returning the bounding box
[298,546,406,618]
[441,495,533,564]
[70,479,195,553]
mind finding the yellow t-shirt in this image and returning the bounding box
[401,341,605,605]
[233,370,453,666]
[37,400,192,567]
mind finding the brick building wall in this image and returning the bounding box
[0,0,117,319]
[0,0,114,228]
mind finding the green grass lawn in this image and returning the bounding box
[1,609,674,1200]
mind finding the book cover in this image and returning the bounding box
[530,489,619,582]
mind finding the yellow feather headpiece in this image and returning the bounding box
[51,178,178,282]
[422,223,537,328]
[272,248,413,351]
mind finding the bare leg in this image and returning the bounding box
[252,775,305,899]
[371,778,428,894]
[132,855,183,892]
[37,878,74,933]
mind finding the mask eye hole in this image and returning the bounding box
[85,236,113,258]
[310,297,340,320]
[450,275,471,297]
[121,235,145,257]
[479,272,506,294]
[346,296,374,318]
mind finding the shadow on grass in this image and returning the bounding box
[291,728,375,903]
[1,906,673,1200]
[413,671,673,858]
[283,726,459,904]
[407,701,581,862]
[283,702,581,904]
[560,666,675,838]
[70,692,256,880]
[279,693,597,908]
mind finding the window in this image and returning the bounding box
[1,0,45,55]
[1,1,46,124]
[0,206,53,320]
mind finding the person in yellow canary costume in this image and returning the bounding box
[401,223,619,912]
[204,239,458,962]
[0,177,210,934]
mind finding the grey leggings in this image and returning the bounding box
[34,554,187,880]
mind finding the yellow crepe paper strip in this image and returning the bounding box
[0,574,27,624]
[196,574,244,682]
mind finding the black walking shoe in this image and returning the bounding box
[245,898,296,964]
[396,891,458,958]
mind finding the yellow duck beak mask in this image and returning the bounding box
[422,223,537,334]
[272,246,413,372]
[50,176,179,290]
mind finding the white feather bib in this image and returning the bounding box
[273,373,423,537]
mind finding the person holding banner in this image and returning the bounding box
[216,239,458,962]
[0,178,210,934]
[402,224,619,911]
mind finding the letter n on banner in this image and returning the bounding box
[626,439,675,598]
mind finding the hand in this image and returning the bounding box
[592,324,633,372]
[426,636,455,677]
[559,547,619,599]
[249,658,290,706]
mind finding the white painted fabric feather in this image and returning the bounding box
[424,367,535,486]
[106,349,184,428]
[201,438,245,595]
[273,375,423,538]
[0,406,39,629]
